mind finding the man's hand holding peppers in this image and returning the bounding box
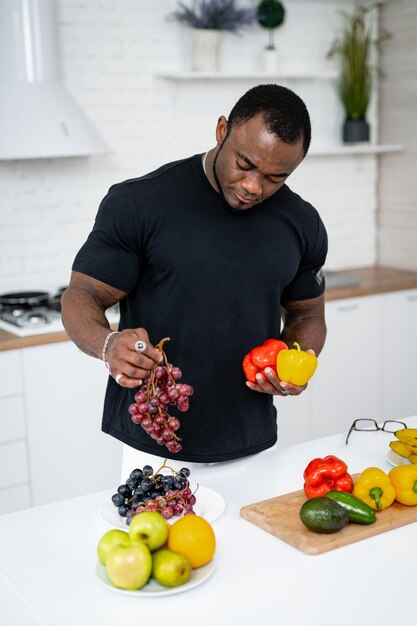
[243,338,318,397]
[243,296,326,396]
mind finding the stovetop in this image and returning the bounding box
[0,307,65,336]
[0,288,66,336]
[0,306,62,327]
[0,301,120,337]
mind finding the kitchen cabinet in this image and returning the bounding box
[21,342,122,507]
[312,294,384,438]
[382,289,417,418]
[277,294,384,445]
[0,350,31,513]
[274,385,313,447]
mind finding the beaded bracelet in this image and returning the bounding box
[101,330,120,369]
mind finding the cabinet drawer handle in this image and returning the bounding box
[336,303,359,313]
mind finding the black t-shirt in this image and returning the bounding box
[73,154,327,462]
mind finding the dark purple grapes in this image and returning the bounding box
[111,492,125,507]
[140,478,153,492]
[117,484,131,497]
[110,460,197,525]
[130,468,143,481]
[126,477,138,490]
[118,504,130,517]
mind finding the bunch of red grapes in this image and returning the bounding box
[128,338,194,454]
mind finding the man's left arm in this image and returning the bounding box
[280,293,326,356]
[246,294,326,396]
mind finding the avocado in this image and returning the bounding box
[299,497,349,534]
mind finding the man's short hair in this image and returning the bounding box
[228,84,311,156]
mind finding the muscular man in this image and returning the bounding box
[61,84,327,463]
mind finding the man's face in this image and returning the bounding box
[212,114,305,211]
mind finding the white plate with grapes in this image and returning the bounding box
[95,559,216,597]
[98,462,225,528]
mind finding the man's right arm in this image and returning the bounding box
[61,271,161,387]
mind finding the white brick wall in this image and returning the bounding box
[0,0,380,293]
[378,0,417,271]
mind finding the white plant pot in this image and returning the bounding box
[191,29,221,72]
[261,47,280,74]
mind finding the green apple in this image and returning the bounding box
[152,549,192,588]
[97,529,130,565]
[105,542,152,590]
[128,511,169,552]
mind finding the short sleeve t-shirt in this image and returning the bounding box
[73,154,327,462]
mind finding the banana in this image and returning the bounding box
[409,454,417,465]
[389,440,413,458]
[395,428,417,444]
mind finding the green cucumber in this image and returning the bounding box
[299,497,349,534]
[324,490,376,525]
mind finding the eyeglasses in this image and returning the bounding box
[345,418,407,445]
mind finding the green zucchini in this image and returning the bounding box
[324,490,376,525]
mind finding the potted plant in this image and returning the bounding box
[170,0,256,72]
[327,3,389,143]
[256,0,285,72]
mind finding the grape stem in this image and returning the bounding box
[154,458,177,476]
[156,336,171,353]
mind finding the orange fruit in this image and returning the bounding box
[167,515,216,568]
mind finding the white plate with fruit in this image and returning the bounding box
[98,484,225,528]
[96,511,217,596]
[96,559,215,597]
[387,450,412,467]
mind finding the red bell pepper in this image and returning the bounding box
[242,338,288,383]
[303,455,354,498]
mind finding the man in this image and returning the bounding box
[61,84,327,464]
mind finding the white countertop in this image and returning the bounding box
[1,416,416,626]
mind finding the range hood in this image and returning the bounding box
[0,0,109,160]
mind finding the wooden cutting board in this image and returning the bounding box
[240,478,417,555]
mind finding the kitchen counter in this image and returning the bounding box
[0,322,118,352]
[324,265,417,301]
[0,415,416,626]
[1,265,417,352]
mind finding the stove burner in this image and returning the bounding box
[27,312,49,325]
[0,306,62,328]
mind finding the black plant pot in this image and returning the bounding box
[342,118,370,143]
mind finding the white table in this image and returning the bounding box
[1,416,416,626]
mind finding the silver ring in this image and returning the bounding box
[115,374,123,384]
[134,340,147,354]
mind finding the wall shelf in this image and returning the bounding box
[155,71,402,159]
[156,70,338,82]
[309,144,403,157]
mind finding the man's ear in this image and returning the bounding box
[215,116,228,145]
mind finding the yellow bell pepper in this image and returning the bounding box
[353,467,396,511]
[276,342,318,386]
[389,465,417,506]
